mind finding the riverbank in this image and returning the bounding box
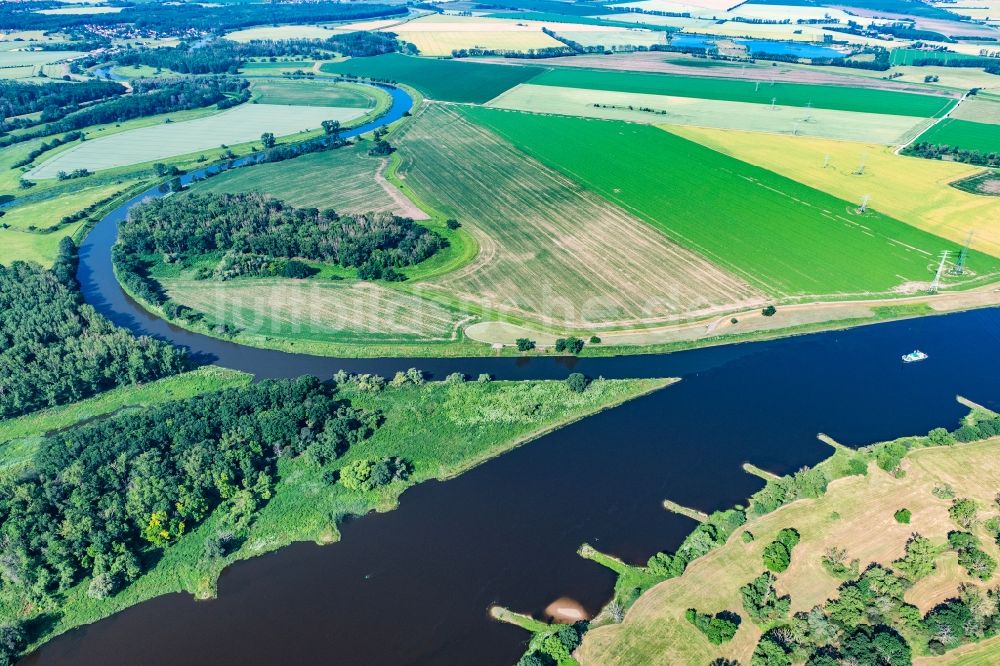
[11,376,673,658]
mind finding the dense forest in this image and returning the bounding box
[107,32,403,75]
[0,80,126,132]
[0,376,378,635]
[0,77,249,149]
[0,2,406,34]
[117,192,444,292]
[0,238,186,420]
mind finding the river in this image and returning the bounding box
[22,85,1000,665]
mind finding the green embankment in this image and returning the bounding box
[320,53,545,103]
[0,367,251,477]
[7,376,673,653]
[916,118,1000,154]
[529,68,955,117]
[462,107,1000,297]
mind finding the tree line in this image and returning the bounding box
[0,76,249,150]
[0,238,185,420]
[904,141,1000,168]
[0,80,125,133]
[0,2,406,35]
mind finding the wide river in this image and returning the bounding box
[22,86,1000,665]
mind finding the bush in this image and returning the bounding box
[775,527,800,550]
[566,373,589,393]
[876,441,908,473]
[445,218,461,230]
[742,531,755,543]
[515,338,535,352]
[763,541,791,573]
[894,534,941,582]
[554,336,585,354]
[280,260,318,279]
[762,305,777,317]
[740,572,790,625]
[685,608,740,644]
[949,498,978,529]
[589,335,601,344]
[894,508,912,524]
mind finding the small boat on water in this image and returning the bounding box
[902,350,928,363]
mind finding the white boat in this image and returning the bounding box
[902,350,928,363]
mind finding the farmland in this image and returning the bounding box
[464,107,1000,297]
[915,118,1000,154]
[951,97,1000,125]
[249,79,381,108]
[162,277,470,345]
[27,103,367,179]
[486,84,928,143]
[671,126,1000,257]
[320,53,544,103]
[383,14,565,56]
[191,143,424,219]
[577,431,1000,665]
[397,104,763,327]
[530,68,958,116]
[223,25,344,42]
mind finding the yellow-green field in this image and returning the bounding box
[223,25,346,42]
[397,104,763,328]
[386,15,565,56]
[486,83,930,144]
[670,126,1000,258]
[578,436,1000,665]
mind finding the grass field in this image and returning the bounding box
[0,50,83,68]
[530,68,956,117]
[240,60,316,75]
[916,118,1000,154]
[8,376,671,653]
[398,104,763,327]
[672,126,1000,258]
[27,103,367,178]
[554,29,667,48]
[191,142,423,218]
[578,435,1000,665]
[486,84,928,144]
[250,79,380,108]
[464,107,1000,297]
[889,47,988,66]
[320,53,544,104]
[0,367,250,478]
[162,277,470,343]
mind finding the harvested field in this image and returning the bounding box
[224,25,344,42]
[577,437,1000,666]
[320,53,544,103]
[950,98,1000,125]
[397,104,763,328]
[530,67,956,116]
[672,126,1000,258]
[27,103,366,178]
[618,0,745,12]
[250,79,380,108]
[191,143,426,219]
[162,277,467,342]
[384,14,564,55]
[553,29,667,48]
[486,83,928,144]
[465,107,1000,296]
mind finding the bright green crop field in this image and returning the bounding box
[320,53,544,104]
[463,108,1000,297]
[915,118,1000,154]
[530,68,956,117]
[250,79,380,108]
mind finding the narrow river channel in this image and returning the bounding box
[23,85,1000,665]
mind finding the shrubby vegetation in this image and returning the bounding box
[686,608,740,644]
[904,141,1000,168]
[0,238,185,419]
[762,528,800,573]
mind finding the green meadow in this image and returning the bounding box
[530,68,956,117]
[462,108,1000,297]
[250,79,381,108]
[320,53,544,103]
[916,118,1000,154]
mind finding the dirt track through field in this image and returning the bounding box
[396,104,764,328]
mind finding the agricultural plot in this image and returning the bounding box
[554,29,667,48]
[383,14,564,56]
[617,0,745,13]
[191,143,425,219]
[916,118,1000,154]
[952,97,1000,125]
[240,60,316,76]
[162,278,468,343]
[530,68,957,116]
[397,104,763,327]
[27,104,367,178]
[671,126,1000,257]
[250,79,379,108]
[0,50,83,68]
[224,25,345,42]
[464,107,1000,296]
[889,47,986,65]
[0,182,129,231]
[486,84,928,144]
[320,53,544,103]
[35,6,122,14]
